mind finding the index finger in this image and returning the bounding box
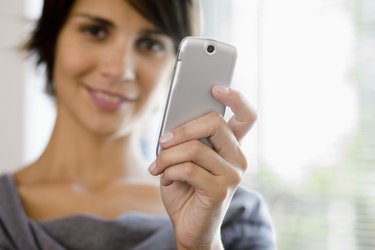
[212,85,257,141]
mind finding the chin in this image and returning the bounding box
[86,119,137,140]
[79,102,148,140]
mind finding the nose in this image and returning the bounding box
[101,43,135,83]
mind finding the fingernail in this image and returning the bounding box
[159,132,173,144]
[215,85,229,95]
[148,161,157,174]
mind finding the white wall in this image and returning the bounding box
[0,1,25,172]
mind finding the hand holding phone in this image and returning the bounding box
[156,37,237,155]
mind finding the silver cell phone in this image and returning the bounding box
[156,37,237,155]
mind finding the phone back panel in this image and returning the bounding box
[157,37,237,155]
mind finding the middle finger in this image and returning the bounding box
[153,140,233,177]
[158,112,243,165]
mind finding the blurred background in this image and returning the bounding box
[0,0,374,249]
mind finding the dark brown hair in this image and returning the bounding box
[25,0,200,95]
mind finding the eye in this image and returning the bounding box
[81,24,108,40]
[137,38,165,53]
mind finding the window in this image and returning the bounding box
[201,0,374,249]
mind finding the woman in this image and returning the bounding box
[0,0,275,249]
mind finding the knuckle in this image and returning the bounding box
[162,168,175,185]
[232,88,242,99]
[225,156,246,187]
[163,168,171,179]
[222,172,241,189]
[175,125,189,140]
[208,112,225,127]
[188,140,203,158]
[182,162,197,178]
[230,89,244,105]
[215,184,230,201]
[239,93,257,124]
[248,109,257,125]
[237,150,248,171]
[229,170,242,186]
[156,151,168,166]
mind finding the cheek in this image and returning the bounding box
[53,33,95,86]
[140,59,173,93]
[135,59,173,114]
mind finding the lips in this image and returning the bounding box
[85,85,138,111]
[93,91,123,103]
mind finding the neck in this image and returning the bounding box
[24,111,151,189]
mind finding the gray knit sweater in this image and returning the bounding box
[0,174,275,250]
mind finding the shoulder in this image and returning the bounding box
[0,173,21,223]
[0,174,20,249]
[0,173,17,208]
[0,173,46,250]
[221,186,276,250]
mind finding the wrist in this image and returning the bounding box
[177,242,223,250]
[176,232,224,250]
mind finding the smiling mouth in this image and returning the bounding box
[93,91,123,103]
[85,86,138,111]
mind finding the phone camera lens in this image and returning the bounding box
[207,45,215,54]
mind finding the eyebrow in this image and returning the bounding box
[139,29,168,37]
[73,13,115,29]
[72,13,168,37]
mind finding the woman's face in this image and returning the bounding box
[53,0,175,137]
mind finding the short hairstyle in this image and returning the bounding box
[25,0,201,96]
